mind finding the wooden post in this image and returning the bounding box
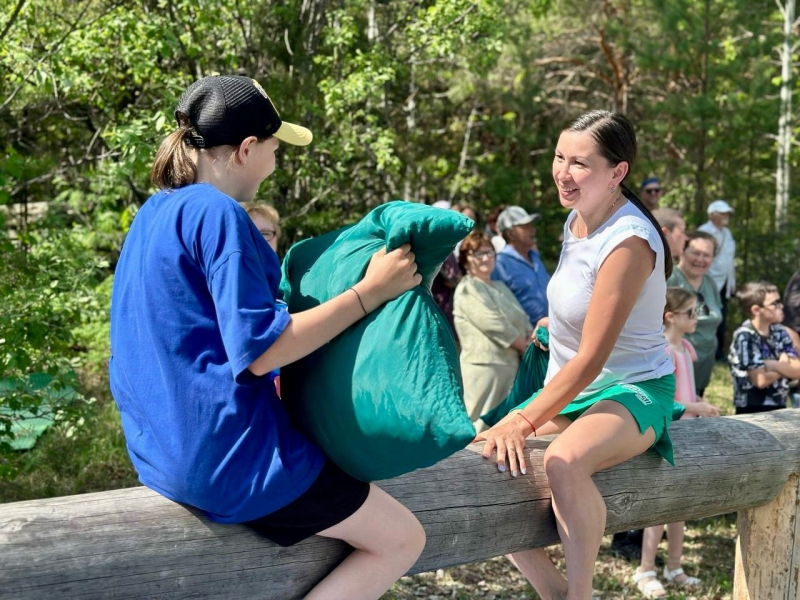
[734,473,800,600]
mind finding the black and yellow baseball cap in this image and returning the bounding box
[175,75,312,148]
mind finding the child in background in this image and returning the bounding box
[634,287,719,598]
[241,203,281,254]
[729,282,800,414]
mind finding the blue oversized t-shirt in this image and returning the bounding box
[109,183,324,523]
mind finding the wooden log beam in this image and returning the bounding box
[2,411,800,600]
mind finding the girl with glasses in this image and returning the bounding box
[634,287,719,597]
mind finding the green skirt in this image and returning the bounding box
[515,374,677,465]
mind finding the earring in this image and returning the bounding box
[610,185,617,194]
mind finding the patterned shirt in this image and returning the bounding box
[728,321,798,408]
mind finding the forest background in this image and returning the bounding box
[1,0,799,524]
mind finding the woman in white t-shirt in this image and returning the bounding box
[476,110,676,600]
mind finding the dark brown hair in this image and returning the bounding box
[565,110,673,278]
[458,231,494,274]
[736,281,779,315]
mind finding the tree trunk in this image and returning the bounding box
[775,0,794,231]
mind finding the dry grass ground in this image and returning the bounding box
[385,364,740,600]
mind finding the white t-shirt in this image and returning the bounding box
[697,221,736,298]
[545,201,673,396]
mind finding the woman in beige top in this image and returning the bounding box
[454,231,533,429]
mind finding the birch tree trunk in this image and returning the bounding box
[775,0,794,231]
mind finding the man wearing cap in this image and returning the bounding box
[491,206,551,326]
[699,200,736,360]
[641,177,663,212]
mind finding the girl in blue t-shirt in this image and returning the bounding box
[109,75,425,600]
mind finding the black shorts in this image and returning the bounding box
[244,460,370,547]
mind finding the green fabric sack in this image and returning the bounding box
[481,326,686,425]
[481,328,550,427]
[279,201,476,481]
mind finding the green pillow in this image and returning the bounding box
[279,201,475,481]
[481,328,550,427]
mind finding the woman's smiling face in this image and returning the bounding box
[552,130,624,212]
[680,238,715,279]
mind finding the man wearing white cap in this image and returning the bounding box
[491,206,551,326]
[699,200,736,359]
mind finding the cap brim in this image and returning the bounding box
[274,121,313,146]
[517,214,539,226]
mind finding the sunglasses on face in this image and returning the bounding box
[644,187,662,194]
[675,306,699,319]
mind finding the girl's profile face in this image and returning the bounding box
[552,130,624,212]
[669,300,699,335]
[238,137,280,201]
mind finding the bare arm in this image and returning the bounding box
[248,245,421,376]
[479,236,654,473]
[514,237,654,428]
[748,367,782,388]
[763,355,800,380]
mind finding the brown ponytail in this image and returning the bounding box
[566,110,673,279]
[621,183,673,278]
[150,123,198,190]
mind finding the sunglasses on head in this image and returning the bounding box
[694,292,711,316]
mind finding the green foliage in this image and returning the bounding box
[0,227,107,477]
[0,0,798,490]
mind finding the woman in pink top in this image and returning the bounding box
[633,287,720,597]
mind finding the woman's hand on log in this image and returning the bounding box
[480,414,530,477]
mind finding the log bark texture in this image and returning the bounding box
[2,411,800,600]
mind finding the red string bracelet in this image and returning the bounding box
[515,412,536,437]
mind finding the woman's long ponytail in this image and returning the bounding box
[621,183,673,279]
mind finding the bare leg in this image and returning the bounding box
[640,525,664,572]
[636,525,666,597]
[508,548,568,600]
[306,484,426,600]
[535,415,573,437]
[544,401,656,600]
[665,521,690,583]
[505,416,572,600]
